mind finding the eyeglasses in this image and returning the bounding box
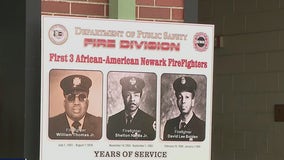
[66,93,87,102]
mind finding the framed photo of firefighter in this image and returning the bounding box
[106,71,157,140]
[160,73,206,142]
[48,69,103,140]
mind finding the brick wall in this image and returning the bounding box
[136,0,183,22]
[199,0,284,160]
[41,0,109,18]
[41,0,184,22]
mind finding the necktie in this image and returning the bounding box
[72,121,81,130]
[180,122,186,130]
[126,115,132,125]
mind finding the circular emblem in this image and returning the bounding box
[48,24,68,45]
[193,32,209,52]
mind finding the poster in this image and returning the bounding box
[40,15,214,160]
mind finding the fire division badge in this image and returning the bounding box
[193,32,209,52]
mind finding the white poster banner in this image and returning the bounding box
[40,15,214,160]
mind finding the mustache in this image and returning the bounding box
[127,102,137,106]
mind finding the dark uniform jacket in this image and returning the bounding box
[163,113,205,141]
[49,112,102,140]
[107,109,156,140]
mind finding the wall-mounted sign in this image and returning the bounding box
[41,15,214,160]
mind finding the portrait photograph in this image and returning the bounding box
[48,69,103,140]
[107,71,157,140]
[160,73,206,141]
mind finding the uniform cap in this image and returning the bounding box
[60,75,92,95]
[120,76,145,93]
[173,76,197,96]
